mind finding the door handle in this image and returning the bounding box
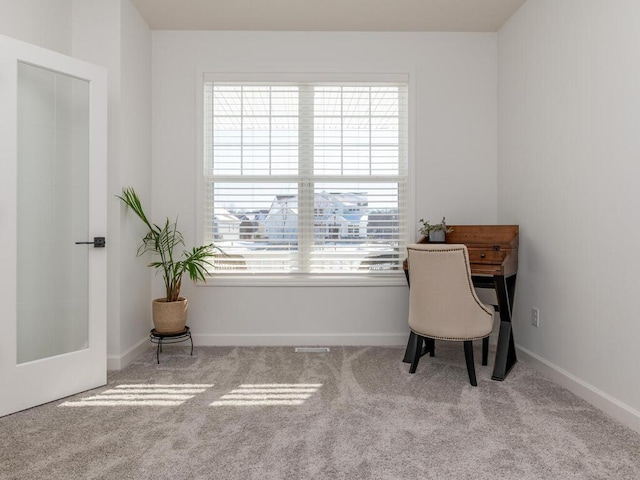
[75,237,106,248]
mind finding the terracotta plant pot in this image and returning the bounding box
[152,297,188,334]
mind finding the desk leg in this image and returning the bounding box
[491,274,517,381]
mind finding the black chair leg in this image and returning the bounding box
[482,337,489,366]
[426,338,435,357]
[463,340,477,386]
[409,335,424,374]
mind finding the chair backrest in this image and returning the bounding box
[407,244,494,341]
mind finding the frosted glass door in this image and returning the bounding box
[17,63,91,363]
[0,34,107,418]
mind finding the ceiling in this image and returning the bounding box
[130,0,526,32]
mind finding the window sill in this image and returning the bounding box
[198,273,408,287]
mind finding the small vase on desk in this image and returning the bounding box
[428,230,446,243]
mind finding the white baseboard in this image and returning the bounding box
[107,333,408,370]
[517,344,640,434]
[192,333,409,347]
[107,336,151,371]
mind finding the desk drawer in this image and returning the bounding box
[467,248,507,264]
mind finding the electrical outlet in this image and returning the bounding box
[531,308,540,327]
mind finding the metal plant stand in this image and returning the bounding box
[149,326,193,364]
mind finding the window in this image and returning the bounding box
[202,76,408,277]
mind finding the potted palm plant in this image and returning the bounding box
[419,216,453,243]
[118,187,218,333]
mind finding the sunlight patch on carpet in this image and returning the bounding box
[59,384,214,407]
[211,383,322,407]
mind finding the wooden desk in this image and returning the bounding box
[402,225,519,381]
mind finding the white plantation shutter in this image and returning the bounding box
[203,77,408,275]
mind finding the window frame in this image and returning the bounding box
[196,71,416,286]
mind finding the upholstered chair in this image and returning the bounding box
[406,244,494,386]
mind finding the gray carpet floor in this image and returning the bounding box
[1,344,640,479]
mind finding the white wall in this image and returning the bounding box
[498,0,640,429]
[0,0,73,54]
[118,0,153,365]
[152,31,498,345]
